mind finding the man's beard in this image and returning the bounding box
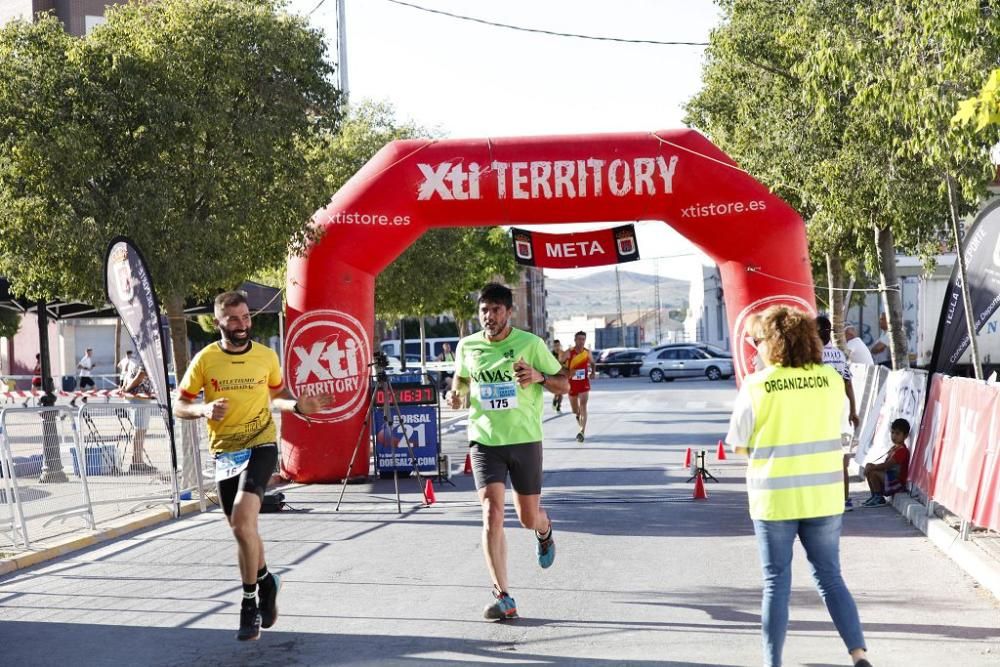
[220,326,252,346]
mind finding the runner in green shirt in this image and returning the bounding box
[447,282,569,621]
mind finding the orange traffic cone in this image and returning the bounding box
[463,452,473,475]
[693,472,708,500]
[683,447,692,469]
[716,439,727,461]
[424,478,436,505]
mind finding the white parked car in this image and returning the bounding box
[640,345,734,382]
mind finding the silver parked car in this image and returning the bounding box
[640,345,734,382]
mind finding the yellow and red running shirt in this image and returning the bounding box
[178,342,283,454]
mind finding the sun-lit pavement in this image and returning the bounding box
[1,377,998,667]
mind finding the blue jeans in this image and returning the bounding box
[753,514,866,667]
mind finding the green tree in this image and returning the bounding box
[0,1,341,375]
[685,0,994,368]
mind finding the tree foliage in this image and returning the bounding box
[685,0,1000,368]
[0,0,342,373]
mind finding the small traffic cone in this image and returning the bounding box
[424,478,436,505]
[683,447,692,469]
[716,439,727,461]
[463,452,473,475]
[693,472,708,500]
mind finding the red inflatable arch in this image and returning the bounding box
[283,129,814,483]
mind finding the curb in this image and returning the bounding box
[892,493,1000,602]
[0,499,204,577]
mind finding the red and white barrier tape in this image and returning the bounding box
[0,389,157,400]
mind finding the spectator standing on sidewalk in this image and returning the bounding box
[844,326,874,365]
[869,314,891,368]
[816,315,860,512]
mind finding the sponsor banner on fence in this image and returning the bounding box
[971,382,1000,531]
[849,363,883,460]
[510,224,639,269]
[929,377,995,519]
[856,369,928,468]
[909,374,949,496]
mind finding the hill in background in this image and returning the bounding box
[545,269,689,322]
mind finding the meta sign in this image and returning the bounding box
[511,224,639,269]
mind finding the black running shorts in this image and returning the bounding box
[216,443,278,517]
[470,441,543,495]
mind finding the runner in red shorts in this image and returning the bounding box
[565,331,596,443]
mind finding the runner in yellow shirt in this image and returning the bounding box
[174,291,332,641]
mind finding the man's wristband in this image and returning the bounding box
[539,372,548,385]
[292,401,303,415]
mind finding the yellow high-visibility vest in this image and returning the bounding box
[744,364,844,521]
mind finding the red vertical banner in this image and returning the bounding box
[971,383,1000,531]
[908,374,948,496]
[929,377,994,519]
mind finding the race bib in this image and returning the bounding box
[214,448,252,482]
[479,381,518,411]
[574,368,587,380]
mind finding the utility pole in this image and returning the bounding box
[654,260,663,344]
[615,266,625,346]
[336,0,349,98]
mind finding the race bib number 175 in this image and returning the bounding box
[479,381,518,411]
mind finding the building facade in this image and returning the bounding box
[510,267,547,337]
[1,0,121,36]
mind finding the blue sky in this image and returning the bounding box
[288,0,722,279]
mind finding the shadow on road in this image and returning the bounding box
[1,620,745,667]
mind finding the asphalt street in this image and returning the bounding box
[1,377,998,666]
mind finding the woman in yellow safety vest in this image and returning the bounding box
[726,306,871,667]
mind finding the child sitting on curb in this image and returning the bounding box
[863,418,910,507]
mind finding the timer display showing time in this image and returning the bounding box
[374,382,437,406]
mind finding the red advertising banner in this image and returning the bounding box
[929,377,994,519]
[908,374,948,495]
[511,224,639,269]
[971,383,1000,531]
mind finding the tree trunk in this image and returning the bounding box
[826,253,846,352]
[875,225,909,369]
[164,294,197,489]
[164,294,191,376]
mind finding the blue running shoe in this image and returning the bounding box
[536,527,555,569]
[483,588,518,620]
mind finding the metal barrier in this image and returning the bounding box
[75,403,180,517]
[0,406,96,549]
[0,404,282,553]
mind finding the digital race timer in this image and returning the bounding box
[373,382,438,406]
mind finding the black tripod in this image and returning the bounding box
[685,450,719,483]
[336,354,428,514]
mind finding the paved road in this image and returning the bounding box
[1,377,999,666]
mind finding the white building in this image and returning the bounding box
[684,262,730,351]
[551,315,606,349]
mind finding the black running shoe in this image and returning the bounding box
[237,604,261,641]
[258,573,281,629]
